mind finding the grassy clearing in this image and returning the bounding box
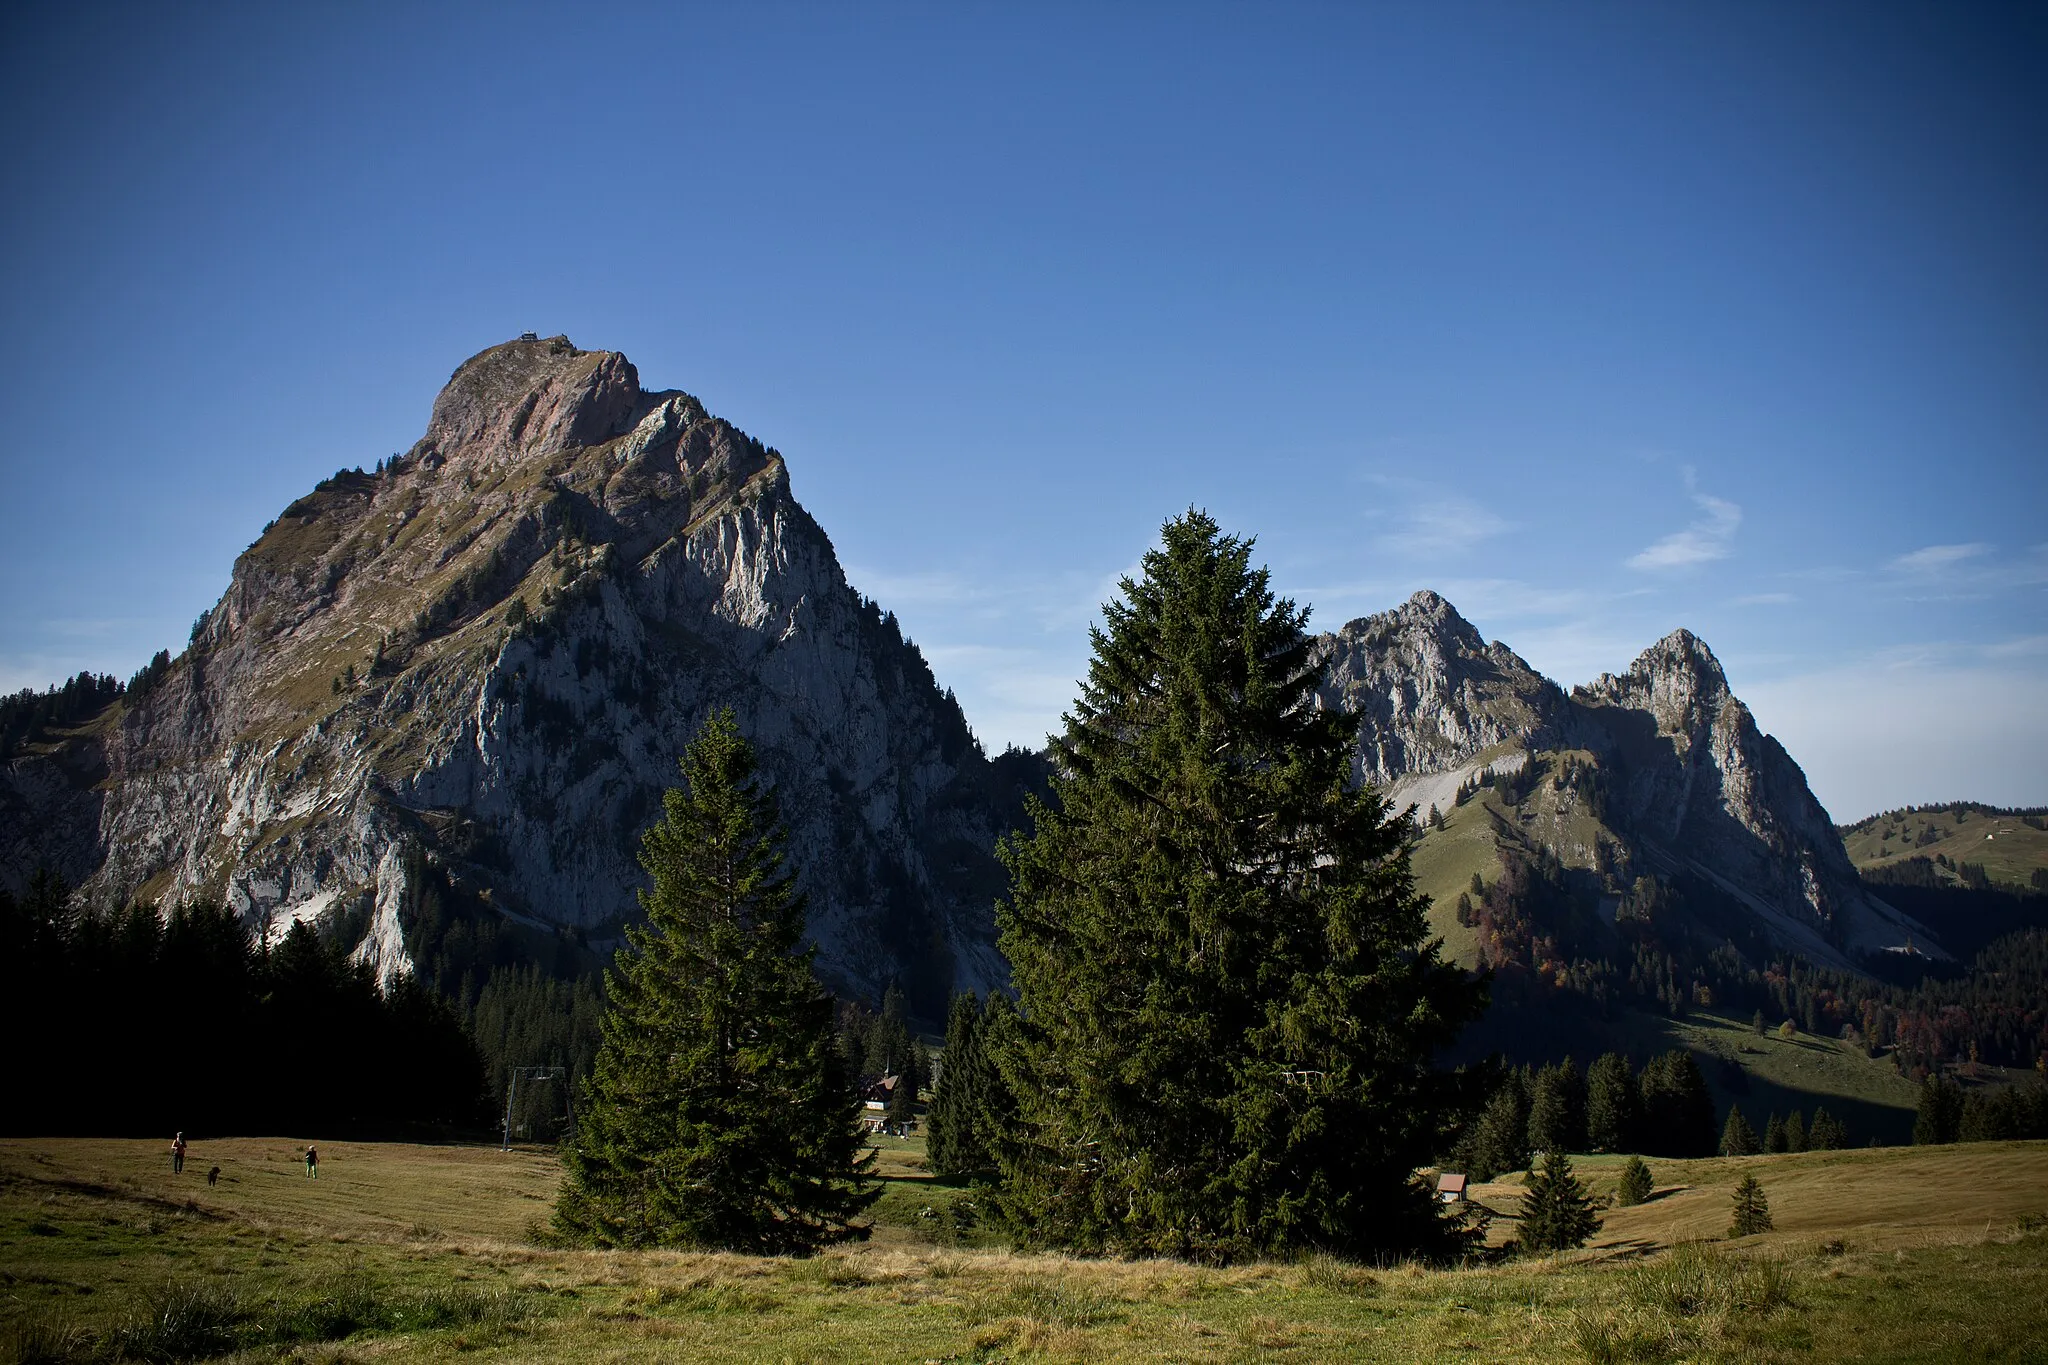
[3,1137,2045,1362]
[1843,806,2048,891]
[1409,793,1505,969]
[1631,1008,1923,1146]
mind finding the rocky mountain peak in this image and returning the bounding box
[1316,591,1566,787]
[1577,627,1735,741]
[1309,597,1925,969]
[2,338,1033,1013]
[424,336,647,468]
[1631,628,1729,692]
[1386,589,1487,652]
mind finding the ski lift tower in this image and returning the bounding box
[502,1066,567,1152]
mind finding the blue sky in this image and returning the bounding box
[2,3,2043,821]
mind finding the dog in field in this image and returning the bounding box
[207,1166,221,1187]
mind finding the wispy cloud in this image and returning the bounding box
[1984,634,2048,660]
[1377,498,1511,559]
[1877,541,2047,602]
[1732,592,1794,607]
[1628,469,1742,570]
[1891,542,1992,573]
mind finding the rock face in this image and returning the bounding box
[1316,592,1924,967]
[1316,590,1569,787]
[1,337,1034,1013]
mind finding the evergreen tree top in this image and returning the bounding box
[1059,510,1348,789]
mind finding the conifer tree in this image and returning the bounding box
[1807,1106,1846,1151]
[1720,1106,1759,1157]
[1468,1073,1532,1181]
[910,1039,932,1100]
[1615,1156,1653,1207]
[1763,1111,1788,1153]
[1585,1052,1639,1153]
[1528,1057,1588,1154]
[1728,1174,1773,1237]
[974,992,1025,1176]
[886,1068,919,1128]
[1783,1108,1805,1154]
[555,710,878,1252]
[1637,1051,1716,1157]
[926,991,986,1178]
[991,512,1486,1262]
[1519,1150,1600,1254]
[1913,1075,1962,1145]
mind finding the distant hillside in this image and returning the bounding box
[1318,594,2048,1117]
[1842,802,2048,896]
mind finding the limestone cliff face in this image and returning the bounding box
[1569,630,1894,960]
[1315,590,1569,787]
[8,337,1029,1010]
[1315,592,1923,966]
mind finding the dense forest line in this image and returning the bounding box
[0,873,488,1137]
[0,841,965,1146]
[1457,834,2048,1075]
[383,852,938,1144]
[6,683,2045,1153]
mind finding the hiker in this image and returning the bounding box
[305,1144,318,1179]
[172,1132,186,1175]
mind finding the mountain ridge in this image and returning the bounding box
[1316,590,1928,972]
[1,342,1941,1007]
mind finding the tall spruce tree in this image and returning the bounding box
[1807,1106,1846,1151]
[1615,1156,1653,1207]
[555,710,878,1252]
[1528,1058,1588,1154]
[1585,1052,1639,1153]
[1468,1072,1533,1181]
[1518,1150,1601,1254]
[1720,1106,1760,1157]
[1728,1173,1774,1237]
[927,991,997,1180]
[1637,1051,1716,1157]
[991,512,1486,1262]
[1913,1075,1963,1145]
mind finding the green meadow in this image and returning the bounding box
[4,1135,2046,1363]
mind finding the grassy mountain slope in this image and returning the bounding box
[1642,1009,1923,1146]
[1403,753,1960,1139]
[1843,803,2048,893]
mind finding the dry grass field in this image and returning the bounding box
[4,1134,2046,1363]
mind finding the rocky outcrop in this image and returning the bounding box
[1315,593,1925,967]
[3,337,1033,1015]
[1569,630,1912,961]
[1316,590,1570,787]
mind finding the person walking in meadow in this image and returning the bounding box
[304,1144,318,1179]
[171,1132,186,1174]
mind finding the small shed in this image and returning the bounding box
[1435,1173,1468,1204]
